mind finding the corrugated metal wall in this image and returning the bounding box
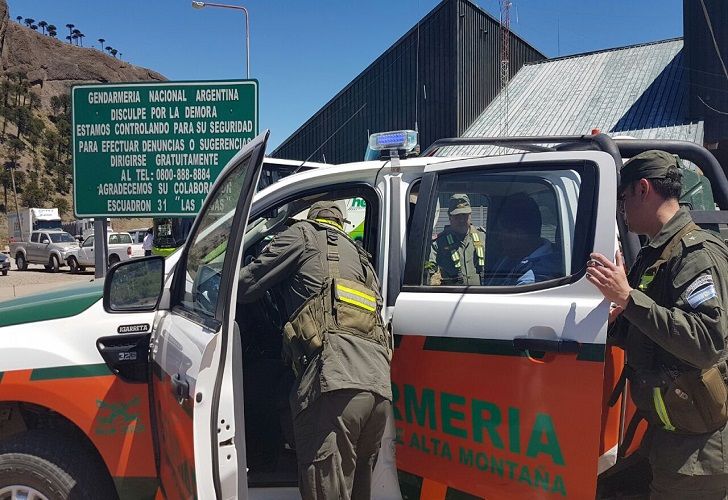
[272,0,545,164]
[684,0,727,143]
[455,0,543,134]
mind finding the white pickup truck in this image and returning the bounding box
[65,232,144,273]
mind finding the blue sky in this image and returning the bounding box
[10,0,683,150]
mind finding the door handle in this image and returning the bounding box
[513,338,581,354]
[171,373,190,402]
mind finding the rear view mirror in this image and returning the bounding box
[104,256,165,312]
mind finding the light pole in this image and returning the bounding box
[192,1,250,79]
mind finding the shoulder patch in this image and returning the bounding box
[684,273,717,309]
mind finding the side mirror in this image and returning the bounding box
[104,256,165,313]
[41,239,50,244]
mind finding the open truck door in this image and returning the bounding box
[150,131,268,498]
[391,149,619,499]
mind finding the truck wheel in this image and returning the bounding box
[1,270,7,276]
[79,266,86,272]
[15,254,27,271]
[67,257,80,274]
[108,254,121,267]
[0,430,117,500]
[49,255,60,273]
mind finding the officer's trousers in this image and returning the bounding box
[650,471,728,499]
[293,389,389,500]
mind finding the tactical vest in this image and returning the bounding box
[281,219,391,376]
[440,227,485,284]
[612,222,728,438]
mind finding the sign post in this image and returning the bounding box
[72,81,259,218]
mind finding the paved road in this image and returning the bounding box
[0,256,99,301]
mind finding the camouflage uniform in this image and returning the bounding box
[426,194,486,286]
[610,151,728,499]
[238,202,391,500]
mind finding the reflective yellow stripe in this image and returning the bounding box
[338,296,376,312]
[653,387,675,431]
[446,234,454,245]
[336,284,375,302]
[471,232,480,242]
[476,247,484,258]
[315,218,344,231]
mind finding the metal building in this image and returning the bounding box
[271,0,544,164]
[684,0,727,169]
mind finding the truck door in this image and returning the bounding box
[150,132,268,499]
[392,151,617,499]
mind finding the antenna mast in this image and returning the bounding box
[500,0,511,136]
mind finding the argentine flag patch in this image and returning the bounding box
[685,274,717,309]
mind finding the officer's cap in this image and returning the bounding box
[448,193,472,215]
[308,201,348,225]
[619,150,681,193]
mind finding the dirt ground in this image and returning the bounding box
[0,255,99,301]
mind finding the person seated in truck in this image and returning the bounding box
[485,193,562,286]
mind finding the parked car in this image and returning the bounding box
[8,229,79,272]
[0,253,9,276]
[65,232,144,273]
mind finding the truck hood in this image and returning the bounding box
[0,281,104,328]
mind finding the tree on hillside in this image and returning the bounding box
[78,33,86,46]
[38,20,47,35]
[47,24,56,33]
[110,48,118,58]
[66,35,72,44]
[65,23,74,42]
[71,33,79,45]
[98,38,105,51]
[15,16,22,23]
[23,18,35,28]
[53,197,69,217]
[48,29,57,38]
[30,25,38,31]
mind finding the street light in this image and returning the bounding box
[192,1,250,79]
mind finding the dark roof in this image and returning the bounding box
[445,38,703,156]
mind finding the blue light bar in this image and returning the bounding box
[368,130,418,152]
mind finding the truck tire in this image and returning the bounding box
[15,254,27,271]
[1,270,7,276]
[0,430,117,500]
[108,254,121,267]
[49,255,60,273]
[67,256,80,274]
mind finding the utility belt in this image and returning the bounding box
[281,220,391,376]
[611,363,728,437]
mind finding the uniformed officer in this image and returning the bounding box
[587,150,728,499]
[238,201,392,500]
[426,193,486,285]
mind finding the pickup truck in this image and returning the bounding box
[9,229,79,272]
[65,232,144,273]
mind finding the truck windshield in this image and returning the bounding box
[48,232,76,243]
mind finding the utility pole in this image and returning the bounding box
[9,162,23,241]
[500,0,511,137]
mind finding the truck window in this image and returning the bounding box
[117,234,133,245]
[30,233,39,243]
[418,165,595,289]
[48,233,76,243]
[82,236,94,248]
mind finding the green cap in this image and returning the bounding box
[619,150,680,192]
[448,194,472,215]
[308,201,348,225]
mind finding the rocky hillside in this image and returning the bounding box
[0,0,165,246]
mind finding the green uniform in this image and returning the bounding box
[427,225,486,285]
[610,208,728,498]
[238,217,391,500]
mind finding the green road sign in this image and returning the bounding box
[72,81,258,217]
